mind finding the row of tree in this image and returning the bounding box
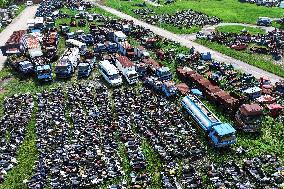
[0,0,24,8]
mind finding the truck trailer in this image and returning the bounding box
[182,95,236,147]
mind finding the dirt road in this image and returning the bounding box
[96,4,283,84]
[0,5,38,69]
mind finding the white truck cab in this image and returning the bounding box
[113,31,127,43]
[115,56,139,84]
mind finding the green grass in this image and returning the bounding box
[159,23,201,34]
[216,25,266,35]
[141,140,162,188]
[105,0,284,34]
[272,20,284,29]
[196,39,284,78]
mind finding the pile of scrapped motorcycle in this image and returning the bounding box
[27,84,124,188]
[204,29,284,60]
[132,8,221,28]
[239,0,282,7]
[113,89,151,188]
[21,81,204,188]
[206,155,284,188]
[113,87,206,187]
[35,0,65,18]
[0,94,34,183]
[0,82,282,188]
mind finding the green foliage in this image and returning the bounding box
[141,140,162,188]
[0,0,9,8]
[272,20,284,29]
[159,23,201,35]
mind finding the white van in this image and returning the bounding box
[99,60,122,86]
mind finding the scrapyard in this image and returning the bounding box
[0,0,283,188]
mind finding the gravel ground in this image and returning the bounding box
[95,3,283,84]
[0,5,38,70]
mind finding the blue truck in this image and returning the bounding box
[78,58,95,78]
[182,95,236,147]
[35,64,52,81]
[201,52,212,61]
[156,67,172,81]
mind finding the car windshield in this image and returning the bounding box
[219,134,236,142]
[241,114,262,124]
[57,66,68,71]
[160,71,170,76]
[109,74,119,80]
[38,69,50,74]
[21,63,32,68]
[128,73,138,79]
[79,65,89,71]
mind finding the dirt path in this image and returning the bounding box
[95,4,283,84]
[0,5,39,70]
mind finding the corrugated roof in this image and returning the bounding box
[5,30,26,45]
[239,104,263,116]
[116,56,134,68]
[142,58,160,69]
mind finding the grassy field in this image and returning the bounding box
[105,0,284,33]
[216,25,266,35]
[196,39,284,78]
[0,5,283,189]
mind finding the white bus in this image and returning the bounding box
[98,60,122,86]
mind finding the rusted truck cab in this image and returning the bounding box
[235,104,263,132]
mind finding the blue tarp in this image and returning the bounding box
[191,89,202,96]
